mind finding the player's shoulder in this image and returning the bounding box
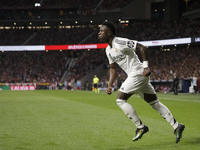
[114,37,128,45]
[114,37,137,49]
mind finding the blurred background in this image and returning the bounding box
[0,0,199,94]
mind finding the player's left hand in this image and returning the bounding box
[143,68,151,77]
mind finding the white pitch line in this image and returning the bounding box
[121,94,200,103]
[158,97,200,103]
[131,95,200,103]
[82,91,200,103]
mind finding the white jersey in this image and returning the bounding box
[106,37,143,76]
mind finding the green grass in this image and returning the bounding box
[0,90,200,150]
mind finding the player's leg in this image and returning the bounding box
[117,91,149,141]
[142,92,179,129]
[117,92,144,128]
[116,74,151,141]
[139,82,185,143]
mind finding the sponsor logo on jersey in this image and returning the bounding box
[115,39,126,45]
[127,40,135,48]
[109,53,126,62]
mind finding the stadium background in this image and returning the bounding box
[1,1,200,150]
[0,0,200,93]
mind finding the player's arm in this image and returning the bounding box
[136,43,151,77]
[106,63,117,95]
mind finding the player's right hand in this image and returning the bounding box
[106,86,112,95]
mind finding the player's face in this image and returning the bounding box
[98,25,109,42]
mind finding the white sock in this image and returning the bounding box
[149,99,179,129]
[116,99,144,128]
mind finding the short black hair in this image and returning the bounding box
[102,21,117,35]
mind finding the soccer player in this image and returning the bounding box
[93,75,99,93]
[98,21,185,143]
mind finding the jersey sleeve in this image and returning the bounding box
[126,39,137,50]
[115,37,138,52]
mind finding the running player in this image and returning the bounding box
[98,21,185,143]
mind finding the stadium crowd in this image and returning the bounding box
[79,0,134,14]
[1,18,200,46]
[0,20,200,86]
[0,0,199,11]
[148,45,200,80]
[65,49,106,83]
[0,0,200,89]
[0,0,200,21]
[186,0,200,11]
[0,49,107,85]
[0,0,135,20]
[0,51,68,84]
[0,44,199,88]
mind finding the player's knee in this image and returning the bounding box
[116,99,126,107]
[149,99,160,110]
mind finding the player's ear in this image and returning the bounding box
[107,30,112,36]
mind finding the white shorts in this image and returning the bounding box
[119,75,156,99]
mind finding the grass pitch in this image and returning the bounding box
[0,90,200,150]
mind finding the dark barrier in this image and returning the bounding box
[181,79,191,93]
[36,85,49,90]
[150,79,193,93]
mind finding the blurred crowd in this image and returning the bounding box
[25,27,94,45]
[79,0,134,15]
[1,0,199,11]
[66,49,107,82]
[0,0,79,8]
[0,0,134,20]
[148,45,200,80]
[0,19,200,86]
[0,0,200,21]
[1,44,199,89]
[0,51,68,84]
[0,49,107,85]
[186,0,200,11]
[1,18,200,46]
[118,19,200,41]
